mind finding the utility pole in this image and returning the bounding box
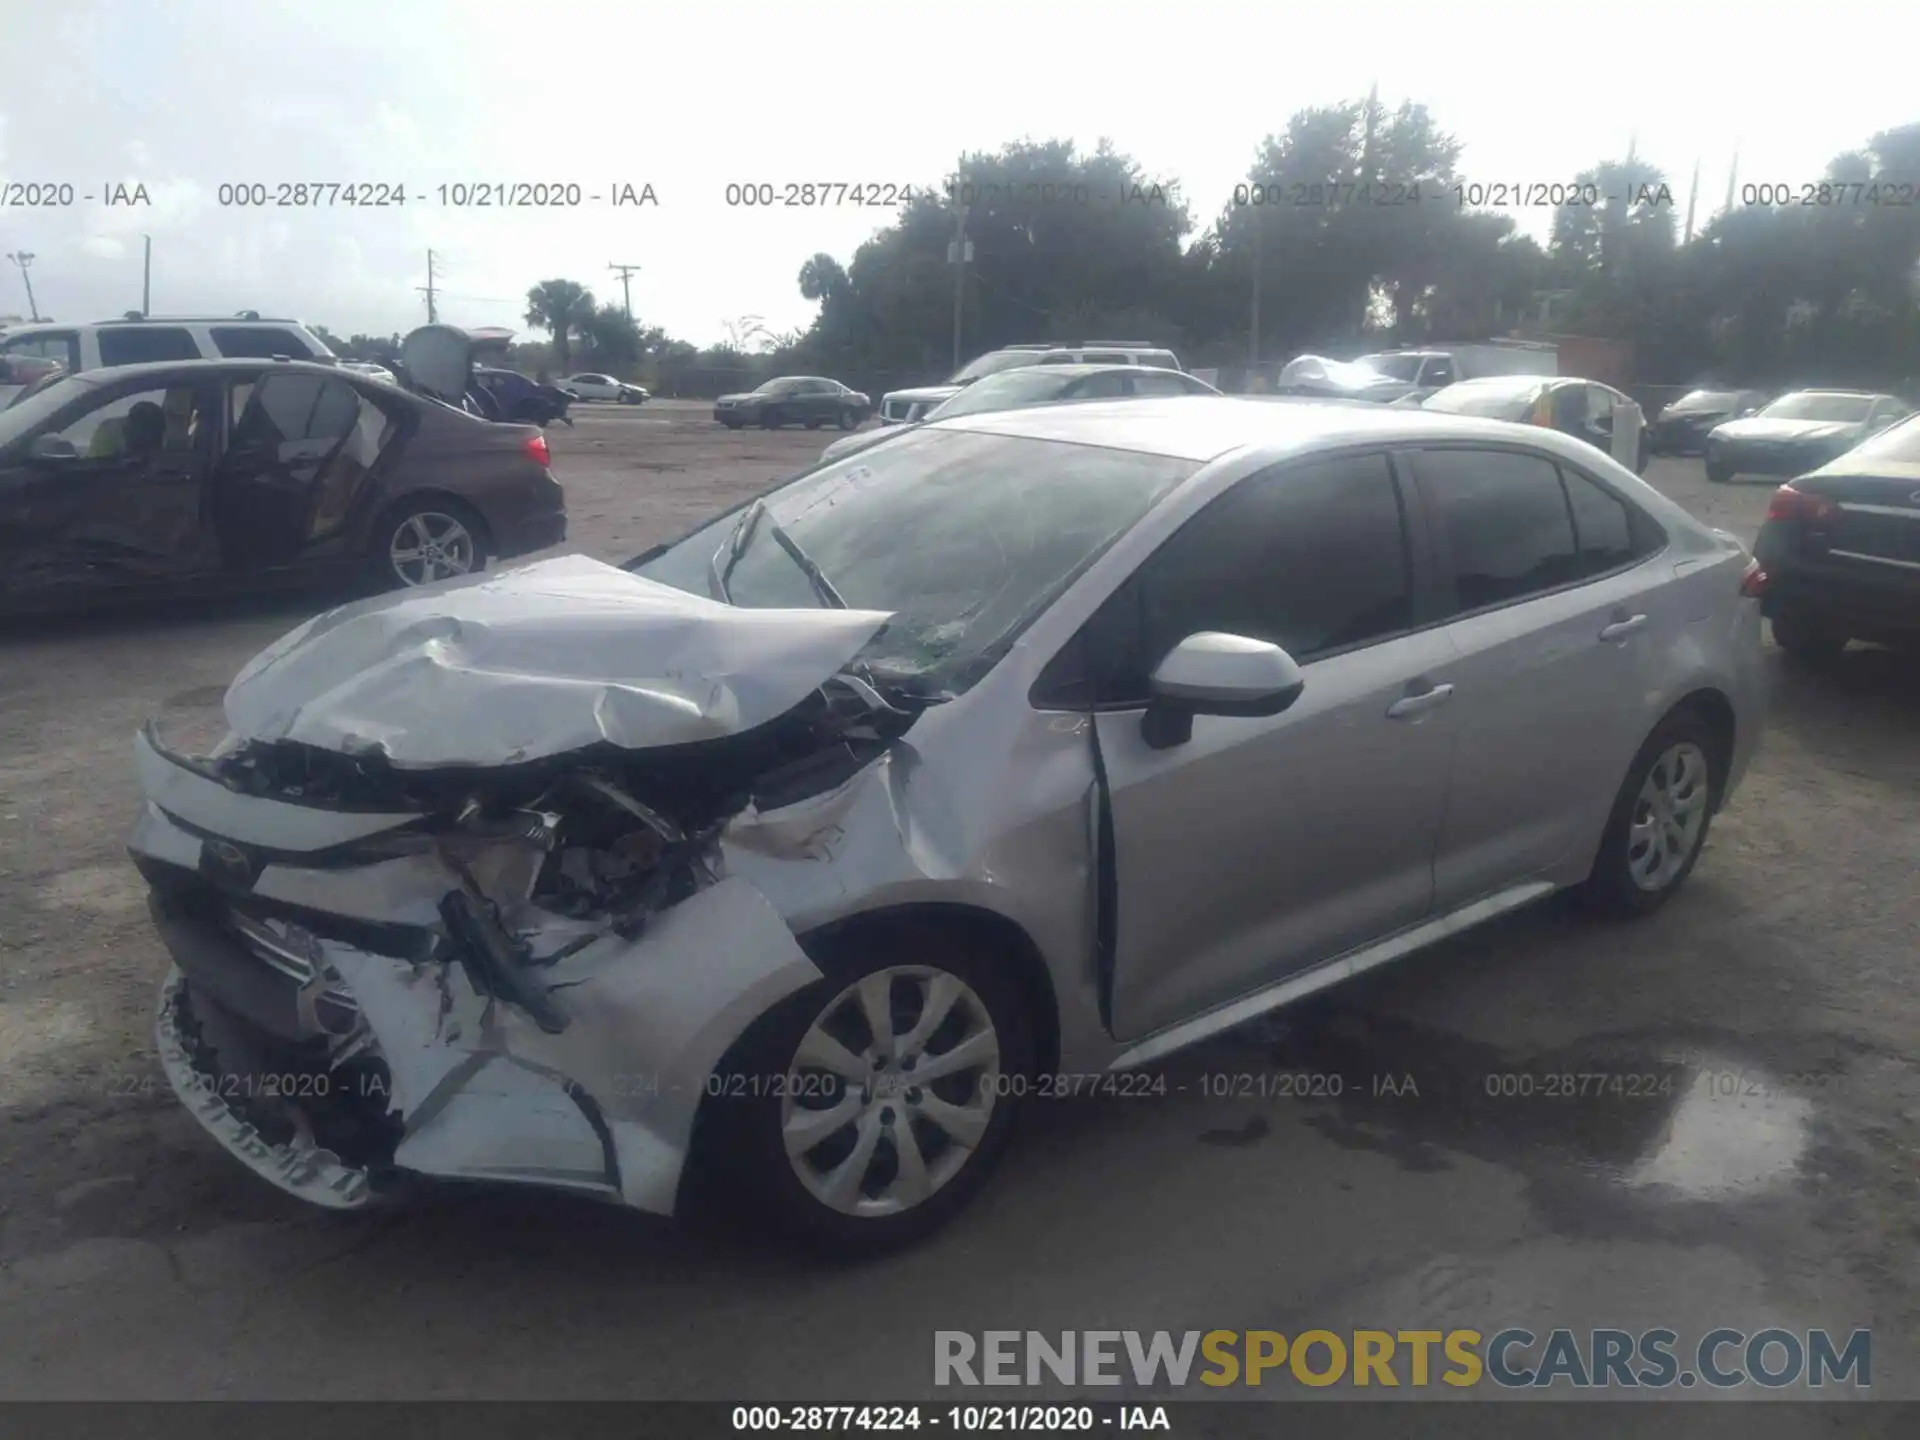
[6,251,40,322]
[948,181,971,370]
[416,250,440,323]
[609,263,641,317]
[1723,144,1741,219]
[142,234,152,315]
[1683,160,1701,243]
[1248,205,1263,368]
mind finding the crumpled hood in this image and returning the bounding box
[222,555,894,768]
[1711,417,1859,444]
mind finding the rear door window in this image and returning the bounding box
[96,327,200,366]
[209,327,314,359]
[1413,448,1584,613]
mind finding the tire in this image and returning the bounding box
[760,407,784,430]
[1574,710,1723,919]
[369,496,490,590]
[1770,613,1849,664]
[838,407,859,430]
[693,928,1035,1258]
[1705,460,1732,484]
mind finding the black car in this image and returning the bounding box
[714,376,871,430]
[0,343,566,612]
[1751,413,1920,661]
[474,366,573,426]
[1419,375,1651,473]
[1646,387,1769,456]
[1704,391,1911,483]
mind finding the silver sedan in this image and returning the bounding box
[127,396,1765,1257]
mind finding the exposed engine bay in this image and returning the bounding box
[128,564,941,1217]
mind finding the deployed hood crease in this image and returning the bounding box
[222,555,895,768]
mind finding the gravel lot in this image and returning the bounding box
[1,401,1916,1405]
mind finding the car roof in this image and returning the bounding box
[1772,388,1886,401]
[36,357,359,387]
[929,393,1599,463]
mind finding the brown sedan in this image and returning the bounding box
[0,356,566,612]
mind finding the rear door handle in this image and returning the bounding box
[1599,613,1648,643]
[1387,681,1455,720]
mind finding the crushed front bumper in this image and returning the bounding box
[130,731,826,1217]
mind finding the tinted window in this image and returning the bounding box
[1081,352,1128,364]
[1128,370,1199,397]
[232,373,360,460]
[3,331,80,372]
[1139,351,1181,371]
[1062,453,1413,705]
[1039,353,1079,365]
[1562,468,1637,574]
[208,326,312,359]
[95,327,200,366]
[1416,449,1581,612]
[1068,372,1130,400]
[35,383,209,460]
[1425,359,1455,385]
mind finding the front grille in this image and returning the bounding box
[227,910,358,1007]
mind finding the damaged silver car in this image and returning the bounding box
[129,397,1766,1254]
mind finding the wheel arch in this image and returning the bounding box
[796,903,1063,1079]
[1655,686,1737,809]
[369,487,496,556]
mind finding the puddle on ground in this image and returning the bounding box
[1622,1055,1812,1201]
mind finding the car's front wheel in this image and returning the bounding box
[838,407,859,430]
[373,498,489,589]
[698,930,1033,1257]
[1705,460,1732,484]
[1575,710,1722,918]
[1770,613,1849,664]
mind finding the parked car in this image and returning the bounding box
[0,314,336,408]
[715,376,871,430]
[1420,375,1650,473]
[559,373,648,404]
[1750,412,1920,662]
[338,360,398,385]
[878,342,1183,424]
[474,367,574,427]
[821,362,1218,463]
[1703,390,1911,483]
[0,325,565,611]
[127,395,1762,1256]
[1282,345,1557,405]
[1645,387,1769,456]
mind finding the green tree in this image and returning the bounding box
[524,279,596,370]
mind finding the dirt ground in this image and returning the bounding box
[1,402,1917,1408]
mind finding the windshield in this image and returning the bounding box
[949,350,1047,384]
[1356,353,1423,382]
[1420,380,1545,419]
[1758,393,1873,422]
[0,374,93,435]
[1668,389,1741,413]
[631,428,1196,696]
[1847,412,1920,463]
[925,369,1077,420]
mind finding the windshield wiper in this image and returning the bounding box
[708,498,847,609]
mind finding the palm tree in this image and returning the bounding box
[524,280,596,370]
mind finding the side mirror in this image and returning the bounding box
[27,433,79,462]
[1141,632,1306,750]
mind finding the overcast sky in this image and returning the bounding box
[2,0,1910,348]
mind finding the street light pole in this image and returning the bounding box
[142,234,152,315]
[948,187,971,370]
[6,252,40,322]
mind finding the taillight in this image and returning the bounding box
[1739,557,1768,597]
[524,432,550,468]
[1765,483,1836,525]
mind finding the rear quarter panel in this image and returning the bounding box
[365,403,562,555]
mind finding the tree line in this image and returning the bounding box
[329,96,1920,401]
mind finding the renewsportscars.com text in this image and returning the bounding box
[934,1328,1870,1390]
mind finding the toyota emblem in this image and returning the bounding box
[205,840,253,887]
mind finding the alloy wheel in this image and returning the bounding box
[388,511,477,586]
[782,966,1001,1218]
[1627,742,1710,892]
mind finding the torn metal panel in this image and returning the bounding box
[136,725,421,851]
[221,554,894,767]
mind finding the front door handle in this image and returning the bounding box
[1599,613,1648,643]
[1386,681,1455,720]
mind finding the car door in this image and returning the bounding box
[1405,445,1670,907]
[210,370,372,571]
[0,377,221,601]
[1069,450,1457,1039]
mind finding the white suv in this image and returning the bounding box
[878,342,1183,424]
[0,313,335,395]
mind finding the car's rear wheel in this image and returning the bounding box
[696,930,1033,1258]
[1575,710,1722,919]
[373,498,489,589]
[1770,613,1849,664]
[838,407,859,430]
[760,407,784,429]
